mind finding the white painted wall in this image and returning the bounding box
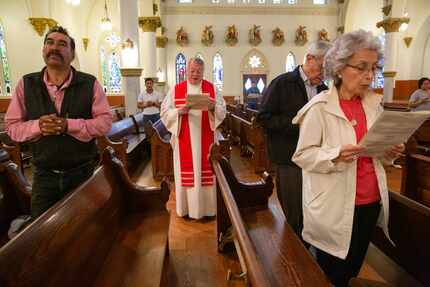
[164,13,337,96]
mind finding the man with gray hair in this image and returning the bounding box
[257,40,332,239]
[161,57,226,219]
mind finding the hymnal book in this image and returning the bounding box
[186,93,211,110]
[359,110,430,157]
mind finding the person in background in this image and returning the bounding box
[5,26,112,219]
[137,78,163,125]
[292,30,404,287]
[160,57,226,219]
[246,81,260,109]
[408,77,430,111]
[257,40,332,239]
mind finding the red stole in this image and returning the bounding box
[174,80,215,187]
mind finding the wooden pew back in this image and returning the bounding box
[372,191,430,286]
[210,144,331,287]
[0,148,170,287]
[401,153,430,207]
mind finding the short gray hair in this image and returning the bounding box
[306,40,332,58]
[324,29,383,86]
[188,57,205,69]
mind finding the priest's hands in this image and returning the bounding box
[39,114,68,136]
[178,106,191,116]
[384,144,405,160]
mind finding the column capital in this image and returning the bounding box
[120,68,143,77]
[383,71,397,78]
[139,16,162,32]
[28,18,58,36]
[156,36,168,48]
[376,17,409,33]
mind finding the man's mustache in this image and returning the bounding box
[47,50,64,61]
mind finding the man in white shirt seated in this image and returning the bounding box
[137,78,162,125]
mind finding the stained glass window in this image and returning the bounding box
[372,34,385,89]
[287,0,297,4]
[100,47,108,93]
[178,0,192,3]
[286,52,296,72]
[313,0,326,4]
[213,53,223,95]
[105,33,121,48]
[273,0,282,4]
[0,23,11,95]
[176,53,187,83]
[108,51,122,94]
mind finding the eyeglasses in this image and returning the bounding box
[345,63,382,75]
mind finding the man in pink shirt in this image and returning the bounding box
[5,26,112,218]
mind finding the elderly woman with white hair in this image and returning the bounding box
[292,30,404,287]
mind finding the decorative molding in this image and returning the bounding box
[120,68,143,77]
[82,38,89,51]
[337,26,344,34]
[318,28,330,42]
[153,3,159,15]
[163,6,337,16]
[138,16,161,32]
[383,71,397,78]
[225,25,238,46]
[271,27,284,46]
[382,5,392,17]
[201,25,214,46]
[176,27,189,46]
[376,17,409,33]
[28,18,58,36]
[156,36,168,48]
[295,25,308,46]
[248,25,262,46]
[403,36,413,48]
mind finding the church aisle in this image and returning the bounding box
[131,146,404,286]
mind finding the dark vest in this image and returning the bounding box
[23,68,98,170]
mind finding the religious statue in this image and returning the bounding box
[201,25,214,46]
[318,28,330,42]
[176,26,189,47]
[225,25,238,46]
[272,27,285,46]
[248,25,262,46]
[295,25,308,46]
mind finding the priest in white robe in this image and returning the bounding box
[161,57,226,219]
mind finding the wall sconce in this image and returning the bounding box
[156,68,165,83]
[121,38,138,68]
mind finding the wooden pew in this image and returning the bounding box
[0,147,170,287]
[0,149,31,246]
[353,191,430,287]
[229,109,270,174]
[144,119,174,181]
[401,153,430,207]
[209,144,331,287]
[97,115,149,173]
[110,105,125,122]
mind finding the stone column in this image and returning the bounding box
[156,35,168,93]
[119,0,142,116]
[376,16,409,102]
[139,17,161,79]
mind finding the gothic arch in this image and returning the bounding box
[240,48,269,74]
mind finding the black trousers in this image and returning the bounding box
[275,164,303,238]
[316,202,381,287]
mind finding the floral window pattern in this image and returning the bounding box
[108,52,122,94]
[0,23,11,95]
[286,52,296,72]
[371,34,385,89]
[100,47,108,92]
[176,53,187,83]
[213,53,223,95]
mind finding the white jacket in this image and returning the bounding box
[292,86,391,259]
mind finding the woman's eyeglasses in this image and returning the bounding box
[345,63,383,74]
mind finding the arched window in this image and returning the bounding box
[213,53,223,95]
[285,52,296,72]
[99,32,122,94]
[0,22,11,96]
[372,34,385,89]
[176,53,187,83]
